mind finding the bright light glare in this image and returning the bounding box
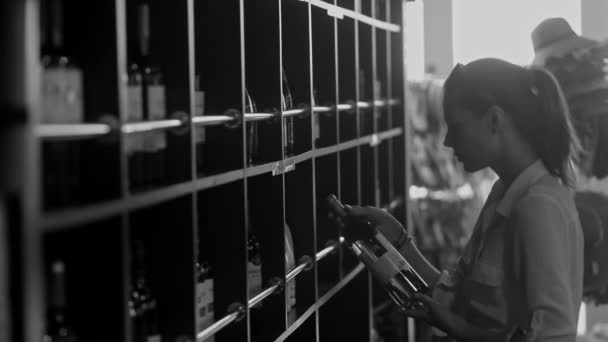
[405,0,425,80]
[453,0,581,66]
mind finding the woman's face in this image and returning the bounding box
[443,105,497,173]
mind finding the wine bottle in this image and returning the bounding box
[326,195,429,311]
[284,223,297,325]
[281,68,295,157]
[247,231,263,299]
[245,88,259,166]
[40,0,82,208]
[44,260,78,342]
[138,2,167,187]
[196,260,214,341]
[127,62,145,189]
[130,240,162,342]
[41,0,84,124]
[194,75,206,174]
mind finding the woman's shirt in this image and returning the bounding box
[433,160,584,341]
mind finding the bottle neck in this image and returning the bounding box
[138,3,151,60]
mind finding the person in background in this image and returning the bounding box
[346,58,584,341]
[531,17,596,67]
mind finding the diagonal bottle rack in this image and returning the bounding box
[13,0,413,342]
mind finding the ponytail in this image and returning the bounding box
[527,67,582,187]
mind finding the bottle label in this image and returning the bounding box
[144,84,167,152]
[247,262,262,298]
[42,67,84,124]
[126,84,144,154]
[194,90,206,144]
[373,252,406,285]
[196,279,215,341]
[146,335,161,342]
[196,281,208,331]
[313,113,320,143]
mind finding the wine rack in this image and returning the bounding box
[6,0,412,341]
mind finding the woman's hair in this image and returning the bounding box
[443,58,582,186]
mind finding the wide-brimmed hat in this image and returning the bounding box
[531,17,596,66]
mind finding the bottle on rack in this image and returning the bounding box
[245,88,259,166]
[138,1,167,187]
[40,0,83,208]
[326,195,429,311]
[127,62,145,188]
[44,260,78,342]
[247,231,263,299]
[196,260,214,341]
[194,75,206,174]
[40,0,84,124]
[284,223,297,325]
[130,240,162,342]
[281,68,295,157]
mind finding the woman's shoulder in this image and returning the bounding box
[512,174,578,229]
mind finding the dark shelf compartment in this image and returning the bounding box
[197,182,248,342]
[129,195,195,342]
[282,0,312,157]
[194,0,244,176]
[39,0,122,210]
[337,0,357,143]
[42,217,125,342]
[319,270,371,341]
[315,154,341,297]
[311,4,338,149]
[245,0,282,166]
[285,160,316,324]
[247,172,286,341]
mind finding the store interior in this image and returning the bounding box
[1,0,607,341]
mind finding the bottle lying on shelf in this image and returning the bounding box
[326,194,429,311]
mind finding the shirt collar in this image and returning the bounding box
[488,160,549,217]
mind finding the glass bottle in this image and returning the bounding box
[44,260,78,342]
[326,195,429,310]
[130,240,162,342]
[196,260,214,341]
[245,88,259,166]
[40,0,82,208]
[281,68,295,157]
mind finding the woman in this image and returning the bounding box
[347,58,584,341]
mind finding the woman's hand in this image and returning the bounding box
[405,293,468,338]
[345,205,407,245]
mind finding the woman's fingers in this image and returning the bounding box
[345,205,382,225]
[402,309,430,323]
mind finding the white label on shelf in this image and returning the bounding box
[195,90,206,144]
[370,133,380,147]
[144,84,167,152]
[126,84,144,154]
[42,67,84,124]
[327,7,344,19]
[247,262,262,298]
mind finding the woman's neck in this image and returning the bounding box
[492,145,538,188]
